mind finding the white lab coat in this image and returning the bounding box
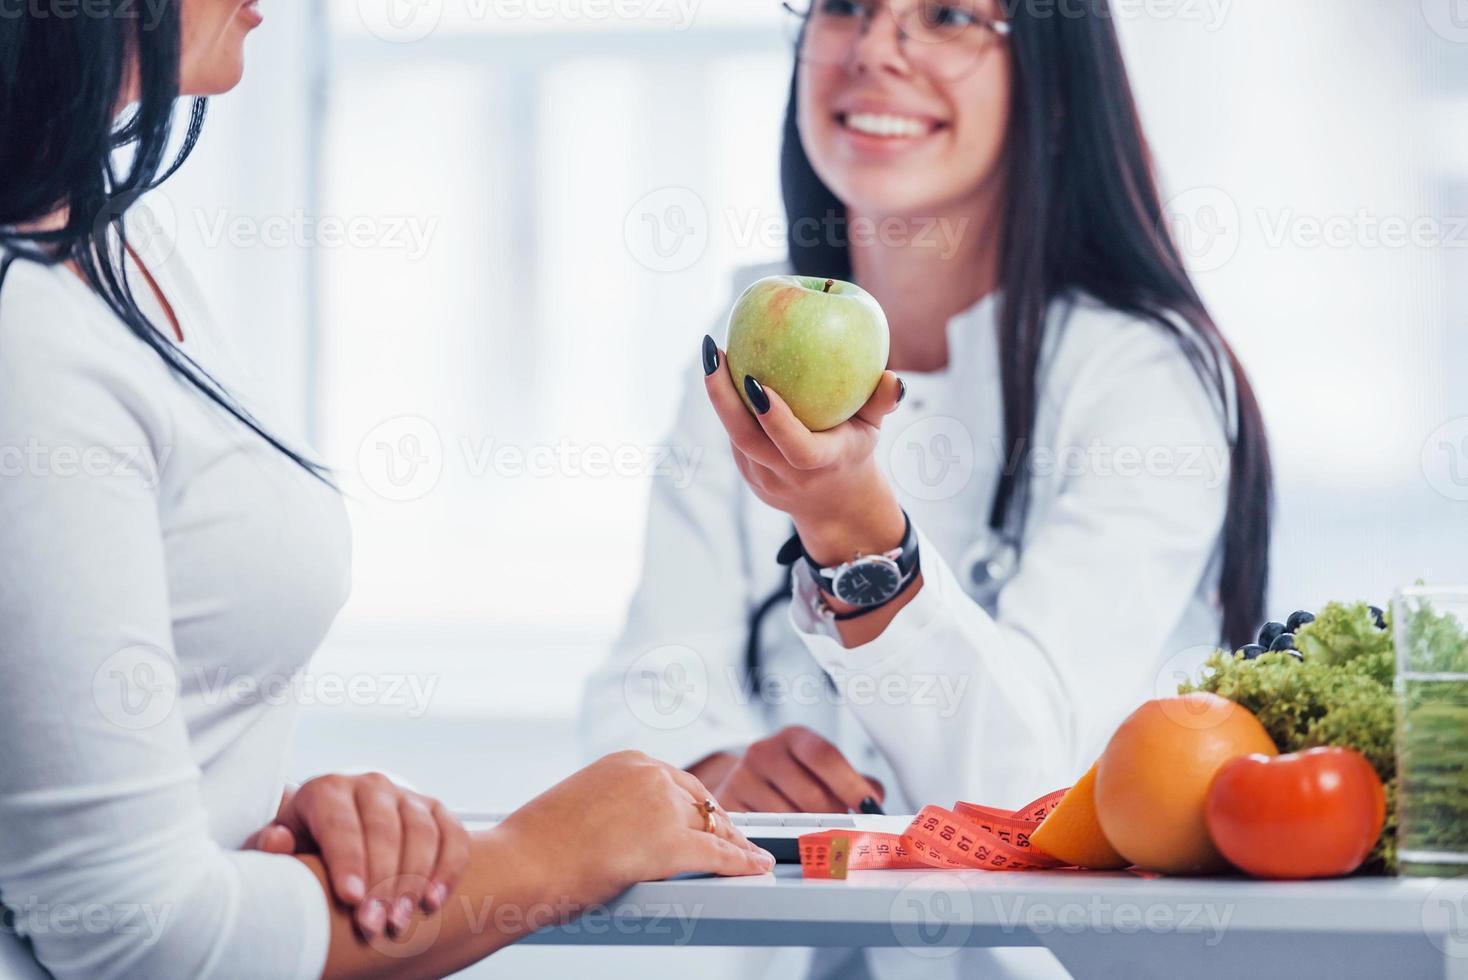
[579,263,1231,980]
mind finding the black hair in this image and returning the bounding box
[0,1,328,481]
[779,0,1271,648]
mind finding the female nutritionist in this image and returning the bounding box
[0,3,771,979]
[583,0,1272,975]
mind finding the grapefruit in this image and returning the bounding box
[1029,760,1130,870]
[1094,693,1277,875]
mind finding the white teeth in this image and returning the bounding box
[844,113,931,139]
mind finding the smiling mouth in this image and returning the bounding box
[836,112,947,140]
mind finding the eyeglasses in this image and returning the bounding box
[782,0,1011,81]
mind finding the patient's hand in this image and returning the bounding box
[494,751,774,908]
[709,726,884,814]
[243,773,469,940]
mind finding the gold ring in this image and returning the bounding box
[696,797,718,834]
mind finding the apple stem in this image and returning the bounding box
[823,279,834,293]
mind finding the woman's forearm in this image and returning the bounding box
[301,825,581,980]
[298,751,773,980]
[791,469,918,647]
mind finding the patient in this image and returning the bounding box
[0,3,770,979]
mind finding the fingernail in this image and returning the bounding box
[759,849,776,868]
[860,796,885,815]
[702,335,720,376]
[423,882,447,912]
[744,375,770,415]
[390,896,414,934]
[341,874,365,903]
[896,377,907,405]
[359,899,388,937]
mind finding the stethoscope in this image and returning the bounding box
[743,517,1022,697]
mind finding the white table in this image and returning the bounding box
[521,865,1468,980]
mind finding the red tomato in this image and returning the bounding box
[1205,746,1385,879]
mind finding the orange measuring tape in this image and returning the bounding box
[798,789,1070,878]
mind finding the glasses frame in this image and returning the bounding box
[781,0,1012,79]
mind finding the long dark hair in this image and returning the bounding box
[780,1,1271,648]
[0,1,327,480]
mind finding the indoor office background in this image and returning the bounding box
[146,1,1466,976]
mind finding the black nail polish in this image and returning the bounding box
[702,335,720,376]
[896,377,907,405]
[860,796,885,816]
[744,375,770,415]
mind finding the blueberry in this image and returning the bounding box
[1369,605,1387,630]
[1269,632,1297,652]
[1287,651,1305,662]
[1286,610,1315,632]
[1258,622,1287,648]
[1240,644,1266,661]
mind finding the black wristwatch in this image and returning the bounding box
[777,513,920,611]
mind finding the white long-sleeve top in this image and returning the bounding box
[580,264,1231,977]
[0,215,349,979]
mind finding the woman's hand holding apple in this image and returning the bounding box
[701,335,913,637]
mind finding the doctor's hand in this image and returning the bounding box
[700,726,885,814]
[243,773,470,940]
[701,336,906,567]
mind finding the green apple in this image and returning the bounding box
[725,275,890,432]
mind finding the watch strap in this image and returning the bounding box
[777,512,920,586]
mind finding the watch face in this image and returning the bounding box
[833,558,902,607]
